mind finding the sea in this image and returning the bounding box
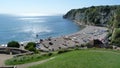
[0,14,81,44]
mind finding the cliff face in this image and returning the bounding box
[64,5,120,46]
[63,5,120,26]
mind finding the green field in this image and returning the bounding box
[29,49,120,68]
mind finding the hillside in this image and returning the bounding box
[63,5,120,46]
[29,49,120,68]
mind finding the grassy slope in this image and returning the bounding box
[29,49,120,68]
[5,54,52,65]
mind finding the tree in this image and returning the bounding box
[111,28,120,47]
[25,42,39,53]
[7,41,20,48]
[25,42,36,49]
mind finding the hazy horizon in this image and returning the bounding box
[0,0,120,16]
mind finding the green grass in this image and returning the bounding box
[29,49,120,68]
[5,53,53,65]
[5,49,71,65]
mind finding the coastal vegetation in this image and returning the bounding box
[5,49,72,65]
[111,28,120,46]
[64,5,120,47]
[7,41,20,48]
[5,47,119,66]
[29,49,120,68]
[25,42,39,53]
[5,53,54,65]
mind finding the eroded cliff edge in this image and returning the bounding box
[63,5,120,46]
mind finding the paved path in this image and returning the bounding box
[16,57,55,68]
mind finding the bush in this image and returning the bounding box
[112,38,120,47]
[57,49,71,54]
[112,28,120,40]
[105,45,113,49]
[58,50,64,54]
[48,53,53,56]
[28,46,36,52]
[25,42,39,53]
[111,28,120,46]
[7,41,20,48]
[25,42,36,49]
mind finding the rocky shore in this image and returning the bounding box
[36,25,108,52]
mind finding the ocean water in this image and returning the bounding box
[0,15,81,44]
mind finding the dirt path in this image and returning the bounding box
[16,57,55,68]
[0,54,13,66]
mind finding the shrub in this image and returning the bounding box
[7,41,20,48]
[105,45,113,49]
[25,42,39,53]
[27,46,36,52]
[112,38,120,47]
[48,53,53,56]
[25,42,36,49]
[112,28,120,40]
[57,50,64,54]
[57,49,71,54]
[111,28,120,46]
[85,42,94,48]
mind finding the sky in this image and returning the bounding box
[0,0,120,16]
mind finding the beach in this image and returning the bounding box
[37,25,108,51]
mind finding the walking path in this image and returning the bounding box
[0,54,13,66]
[16,57,55,68]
